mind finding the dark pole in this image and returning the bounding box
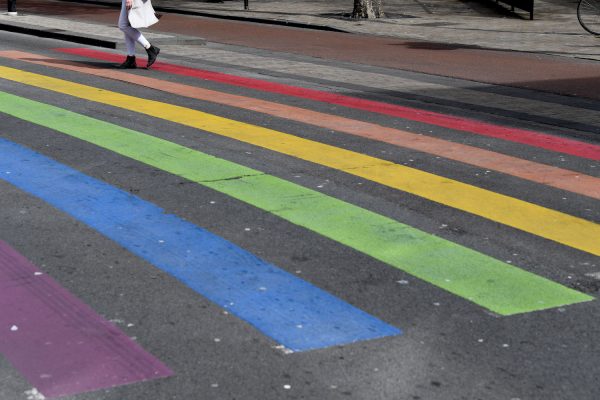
[7,0,17,14]
[244,0,248,10]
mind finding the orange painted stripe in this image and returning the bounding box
[3,50,598,201]
[56,48,600,162]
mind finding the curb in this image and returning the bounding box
[0,17,206,49]
[0,21,117,48]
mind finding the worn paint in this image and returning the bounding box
[55,47,600,161]
[0,240,172,398]
[0,91,592,315]
[0,67,598,257]
[0,138,401,352]
[1,51,597,200]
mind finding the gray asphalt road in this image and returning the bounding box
[0,30,599,400]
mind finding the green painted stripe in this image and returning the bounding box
[0,91,592,315]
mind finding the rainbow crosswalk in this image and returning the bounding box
[0,48,598,398]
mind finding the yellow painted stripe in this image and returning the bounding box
[1,66,599,256]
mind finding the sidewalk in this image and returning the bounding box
[2,0,599,61]
[149,0,600,61]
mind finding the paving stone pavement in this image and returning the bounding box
[87,0,600,60]
[3,0,600,60]
[0,10,205,47]
[0,13,172,40]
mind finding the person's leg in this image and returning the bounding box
[117,0,137,67]
[118,0,136,56]
[117,0,160,68]
[130,30,159,69]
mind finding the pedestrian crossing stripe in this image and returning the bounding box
[56,47,600,162]
[0,137,402,352]
[0,66,599,258]
[0,90,592,316]
[2,50,598,201]
[0,240,172,398]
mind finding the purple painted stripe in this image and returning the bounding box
[0,240,172,398]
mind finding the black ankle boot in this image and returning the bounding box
[145,45,160,68]
[118,55,137,69]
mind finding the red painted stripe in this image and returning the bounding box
[0,240,172,398]
[55,47,600,161]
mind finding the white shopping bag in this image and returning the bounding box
[128,0,159,29]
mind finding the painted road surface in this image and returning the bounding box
[0,240,172,398]
[0,137,401,353]
[0,88,591,316]
[0,30,599,400]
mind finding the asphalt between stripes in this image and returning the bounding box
[1,66,599,258]
[0,240,172,398]
[0,86,592,316]
[0,47,587,400]
[56,48,600,162]
[3,50,597,201]
[0,136,401,353]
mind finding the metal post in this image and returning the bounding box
[7,0,17,15]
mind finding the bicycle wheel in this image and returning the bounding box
[578,0,600,35]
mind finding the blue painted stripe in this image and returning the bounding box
[0,138,400,351]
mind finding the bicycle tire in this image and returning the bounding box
[578,0,600,35]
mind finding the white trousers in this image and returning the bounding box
[118,0,150,56]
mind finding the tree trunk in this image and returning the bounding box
[352,0,384,18]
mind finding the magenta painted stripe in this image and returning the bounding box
[55,47,600,161]
[0,240,172,398]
